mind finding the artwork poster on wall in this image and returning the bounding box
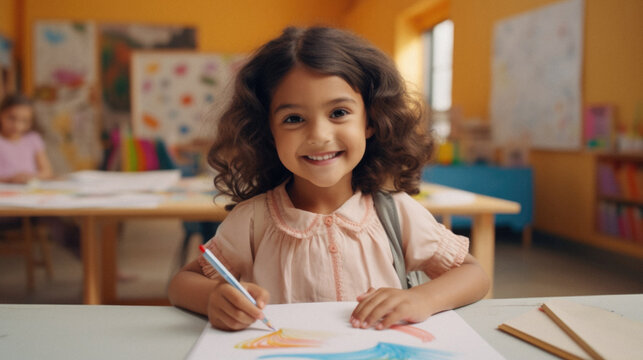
[99,24,197,135]
[490,0,584,150]
[34,21,96,88]
[32,21,101,172]
[0,33,14,100]
[131,51,245,145]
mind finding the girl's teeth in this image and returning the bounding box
[307,152,337,161]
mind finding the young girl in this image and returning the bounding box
[0,94,53,183]
[168,26,489,331]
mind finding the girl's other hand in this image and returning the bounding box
[207,281,270,331]
[350,287,431,330]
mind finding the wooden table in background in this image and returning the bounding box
[417,183,521,298]
[0,188,227,305]
[0,182,519,304]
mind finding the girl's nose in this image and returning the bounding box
[307,118,333,145]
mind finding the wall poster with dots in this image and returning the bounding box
[131,51,245,145]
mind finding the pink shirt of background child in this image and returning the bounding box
[0,131,45,179]
[199,182,469,304]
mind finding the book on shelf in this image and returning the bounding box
[635,207,643,244]
[597,162,643,200]
[596,163,620,197]
[597,202,643,243]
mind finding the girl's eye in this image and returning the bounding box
[283,115,304,124]
[330,109,349,118]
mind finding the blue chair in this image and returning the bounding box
[422,165,534,245]
[174,150,221,265]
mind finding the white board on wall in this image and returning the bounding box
[490,0,584,150]
[131,51,245,145]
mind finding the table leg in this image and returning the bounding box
[471,213,494,299]
[101,220,118,304]
[521,224,532,248]
[81,216,101,304]
[22,217,34,291]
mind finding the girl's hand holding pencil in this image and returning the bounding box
[200,245,273,331]
[207,279,271,331]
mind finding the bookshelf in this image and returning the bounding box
[594,153,643,250]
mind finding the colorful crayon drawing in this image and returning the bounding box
[236,329,333,350]
[257,342,454,360]
[390,324,435,342]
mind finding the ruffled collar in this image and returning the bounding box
[266,182,376,239]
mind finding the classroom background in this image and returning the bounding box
[1,0,641,304]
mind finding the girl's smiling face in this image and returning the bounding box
[0,105,34,140]
[269,66,373,193]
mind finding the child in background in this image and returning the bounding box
[168,26,489,331]
[0,94,80,256]
[0,94,53,183]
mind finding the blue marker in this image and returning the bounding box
[199,245,275,331]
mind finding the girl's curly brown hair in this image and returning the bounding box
[209,26,433,206]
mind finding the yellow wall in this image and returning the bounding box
[8,0,642,248]
[0,0,15,38]
[20,0,353,92]
[345,0,642,123]
[341,0,417,56]
[343,0,643,248]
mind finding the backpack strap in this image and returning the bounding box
[252,196,266,261]
[373,191,427,289]
[372,191,409,289]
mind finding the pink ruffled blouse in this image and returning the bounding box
[199,182,469,304]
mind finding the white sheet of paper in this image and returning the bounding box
[69,169,181,194]
[0,193,164,208]
[187,302,504,360]
[427,189,476,206]
[0,170,179,208]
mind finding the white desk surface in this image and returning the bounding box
[1,294,641,360]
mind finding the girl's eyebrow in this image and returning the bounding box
[272,97,357,114]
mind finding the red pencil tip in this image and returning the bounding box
[199,245,206,253]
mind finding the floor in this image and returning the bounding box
[1,220,642,304]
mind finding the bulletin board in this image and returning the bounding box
[130,51,245,145]
[99,24,197,134]
[490,0,584,150]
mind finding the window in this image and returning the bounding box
[422,19,453,140]
[423,19,453,111]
